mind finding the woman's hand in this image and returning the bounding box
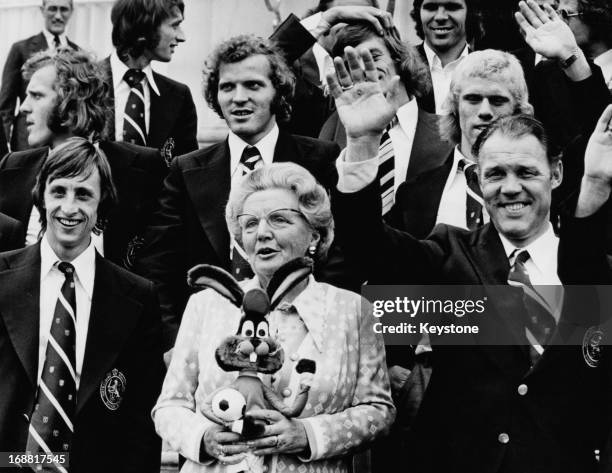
[245,409,309,456]
[202,424,249,465]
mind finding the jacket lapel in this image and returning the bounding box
[0,245,41,387]
[77,254,142,412]
[273,131,304,164]
[183,143,231,265]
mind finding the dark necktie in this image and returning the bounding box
[240,146,263,175]
[377,119,397,215]
[122,69,147,146]
[458,158,484,230]
[53,34,61,49]
[508,250,556,364]
[26,262,77,463]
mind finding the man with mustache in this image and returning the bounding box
[0,0,79,152]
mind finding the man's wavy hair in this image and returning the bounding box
[111,0,185,61]
[32,137,118,235]
[440,49,533,144]
[331,22,431,99]
[579,0,612,47]
[203,35,295,123]
[410,0,483,44]
[22,48,111,141]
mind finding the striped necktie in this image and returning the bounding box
[508,250,556,364]
[240,146,263,175]
[26,262,77,471]
[377,118,397,215]
[458,158,484,230]
[122,68,147,146]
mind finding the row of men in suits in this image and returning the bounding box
[0,0,198,157]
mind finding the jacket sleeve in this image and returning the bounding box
[298,297,395,461]
[172,85,199,157]
[270,13,317,64]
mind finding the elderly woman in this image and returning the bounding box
[153,162,394,473]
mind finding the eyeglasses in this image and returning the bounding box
[237,208,308,233]
[559,8,582,21]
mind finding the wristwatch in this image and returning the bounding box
[559,49,579,69]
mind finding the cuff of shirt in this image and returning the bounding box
[336,148,379,193]
[300,12,323,34]
[187,415,216,465]
[296,417,323,462]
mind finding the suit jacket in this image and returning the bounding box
[0,33,79,151]
[0,244,164,473]
[135,131,340,349]
[100,57,198,158]
[333,181,612,473]
[0,141,167,267]
[0,212,22,252]
[415,43,436,114]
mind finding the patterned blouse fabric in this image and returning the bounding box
[153,277,395,473]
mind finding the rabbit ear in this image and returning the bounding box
[267,257,313,310]
[187,264,244,307]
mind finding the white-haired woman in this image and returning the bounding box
[153,162,394,473]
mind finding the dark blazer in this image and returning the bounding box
[100,57,199,158]
[415,43,436,115]
[0,33,79,151]
[0,244,164,473]
[333,181,612,473]
[0,141,167,267]
[0,212,22,252]
[135,131,340,349]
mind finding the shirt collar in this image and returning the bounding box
[423,41,469,69]
[245,275,326,352]
[395,98,419,132]
[42,29,67,48]
[228,123,279,175]
[594,49,612,81]
[110,50,160,96]
[40,234,96,299]
[499,222,558,273]
[450,145,474,176]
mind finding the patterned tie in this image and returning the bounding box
[53,34,61,50]
[240,146,263,175]
[377,119,397,215]
[26,262,77,470]
[122,69,147,146]
[458,158,484,230]
[508,250,556,364]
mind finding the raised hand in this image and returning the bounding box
[515,0,578,60]
[325,46,399,140]
[576,105,612,217]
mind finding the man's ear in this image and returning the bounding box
[551,159,563,190]
[310,230,321,249]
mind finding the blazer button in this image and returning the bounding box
[282,388,292,398]
[517,384,528,396]
[498,433,510,444]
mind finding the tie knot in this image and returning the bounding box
[240,146,262,172]
[512,249,530,266]
[58,261,75,277]
[124,69,145,88]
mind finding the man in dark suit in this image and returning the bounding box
[0,0,79,152]
[0,138,164,473]
[327,43,612,472]
[135,35,340,350]
[0,49,167,269]
[0,212,23,252]
[102,0,198,160]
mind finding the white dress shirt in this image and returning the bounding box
[26,205,104,255]
[38,235,96,388]
[42,29,68,50]
[423,42,469,115]
[228,123,279,187]
[110,51,160,142]
[594,49,612,89]
[336,99,419,195]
